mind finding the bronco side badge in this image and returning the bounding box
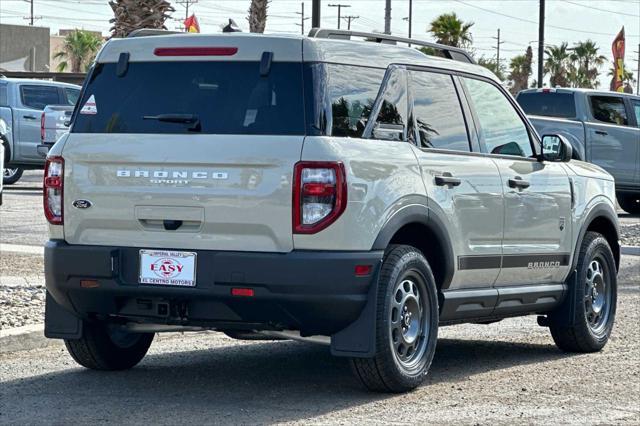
[73,199,92,209]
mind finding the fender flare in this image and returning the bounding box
[572,201,620,271]
[0,118,12,162]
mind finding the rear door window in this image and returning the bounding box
[517,92,576,118]
[590,96,628,126]
[410,71,470,151]
[73,61,305,135]
[20,85,61,110]
[631,99,640,128]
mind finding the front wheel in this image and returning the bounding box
[3,167,23,185]
[65,321,154,370]
[548,232,617,352]
[351,245,439,393]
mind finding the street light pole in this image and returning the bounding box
[312,0,321,28]
[537,0,545,88]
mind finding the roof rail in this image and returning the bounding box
[308,28,475,64]
[127,29,182,38]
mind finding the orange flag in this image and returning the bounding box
[611,27,625,92]
[184,14,200,33]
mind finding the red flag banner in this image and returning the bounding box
[611,27,625,92]
[184,14,200,33]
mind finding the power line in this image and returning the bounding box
[564,0,640,18]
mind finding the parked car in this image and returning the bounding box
[41,104,74,148]
[0,142,4,205]
[44,29,619,393]
[0,77,81,185]
[516,88,640,214]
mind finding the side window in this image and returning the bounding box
[463,77,534,158]
[590,96,628,126]
[0,84,7,107]
[64,88,81,106]
[20,85,61,110]
[372,67,408,142]
[632,99,640,128]
[410,71,470,151]
[325,64,385,138]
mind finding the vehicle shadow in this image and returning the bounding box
[0,337,573,424]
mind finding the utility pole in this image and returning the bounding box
[342,15,359,30]
[384,0,391,34]
[328,4,350,29]
[408,0,412,40]
[537,0,545,88]
[296,3,310,35]
[312,0,320,28]
[492,29,505,69]
[176,0,198,31]
[23,0,41,26]
[635,44,639,95]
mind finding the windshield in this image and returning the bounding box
[517,92,576,118]
[72,61,305,135]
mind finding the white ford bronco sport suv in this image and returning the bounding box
[44,29,620,393]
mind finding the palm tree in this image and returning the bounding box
[248,0,270,33]
[570,40,606,88]
[508,46,533,94]
[109,0,174,38]
[54,30,103,72]
[544,42,571,87]
[477,56,506,81]
[428,13,474,48]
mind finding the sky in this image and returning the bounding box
[1,0,639,87]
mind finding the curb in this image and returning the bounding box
[621,246,640,256]
[0,324,60,354]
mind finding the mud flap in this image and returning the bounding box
[44,291,83,339]
[330,271,379,358]
[548,270,578,327]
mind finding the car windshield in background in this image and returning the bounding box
[517,92,576,118]
[72,61,305,135]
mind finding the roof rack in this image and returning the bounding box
[308,28,475,64]
[127,29,182,38]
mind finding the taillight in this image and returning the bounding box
[293,161,347,234]
[44,156,64,224]
[153,47,238,56]
[40,112,45,142]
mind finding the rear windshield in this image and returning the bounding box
[72,61,305,135]
[517,92,576,118]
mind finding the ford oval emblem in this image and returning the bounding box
[72,199,92,209]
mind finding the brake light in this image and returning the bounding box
[153,47,238,56]
[44,156,64,224]
[40,112,45,142]
[293,161,347,234]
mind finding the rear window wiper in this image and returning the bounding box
[143,113,200,132]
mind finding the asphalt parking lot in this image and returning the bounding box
[1,171,639,424]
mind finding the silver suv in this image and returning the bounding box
[44,29,620,393]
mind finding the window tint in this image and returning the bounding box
[0,84,7,107]
[323,64,384,138]
[410,71,469,151]
[632,99,640,128]
[374,67,408,141]
[463,77,533,158]
[64,88,80,106]
[73,61,304,135]
[590,96,628,126]
[517,92,576,118]
[20,85,61,110]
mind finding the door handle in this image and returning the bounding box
[595,130,608,136]
[23,115,37,120]
[434,172,461,187]
[508,177,530,190]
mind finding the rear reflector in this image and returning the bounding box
[153,47,238,57]
[355,265,372,276]
[231,288,254,297]
[80,280,99,288]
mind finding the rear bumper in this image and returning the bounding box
[45,240,382,338]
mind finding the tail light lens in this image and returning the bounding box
[293,161,347,234]
[40,112,45,142]
[44,156,64,224]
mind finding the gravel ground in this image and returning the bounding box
[620,219,640,247]
[0,253,45,329]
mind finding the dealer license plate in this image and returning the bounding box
[139,250,197,287]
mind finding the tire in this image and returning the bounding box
[3,167,23,185]
[617,194,640,215]
[351,245,439,393]
[65,321,154,370]
[549,232,617,353]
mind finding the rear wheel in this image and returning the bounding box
[3,167,23,185]
[351,245,438,393]
[65,321,154,370]
[617,194,640,215]
[548,232,617,352]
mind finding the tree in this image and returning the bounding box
[54,30,103,72]
[569,40,606,88]
[477,56,506,81]
[428,13,474,48]
[248,0,270,33]
[109,0,174,38]
[544,42,571,87]
[508,46,533,94]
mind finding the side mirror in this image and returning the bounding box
[541,134,572,162]
[372,123,404,141]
